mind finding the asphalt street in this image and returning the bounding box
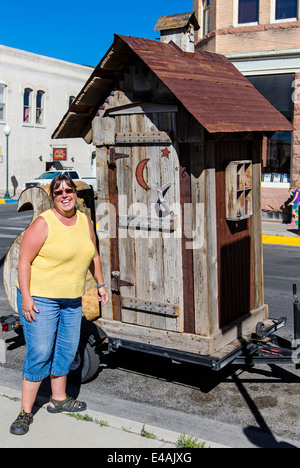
[264,243,299,340]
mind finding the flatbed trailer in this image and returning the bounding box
[2,299,300,382]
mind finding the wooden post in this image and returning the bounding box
[204,141,219,337]
[251,137,265,311]
[179,143,195,334]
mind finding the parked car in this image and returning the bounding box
[24,169,97,192]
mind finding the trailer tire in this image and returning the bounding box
[69,339,101,384]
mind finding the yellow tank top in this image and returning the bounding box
[29,209,95,299]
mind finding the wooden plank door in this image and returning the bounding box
[109,112,184,332]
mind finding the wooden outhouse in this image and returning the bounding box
[52,13,293,363]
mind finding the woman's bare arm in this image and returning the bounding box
[18,216,48,321]
[87,216,108,306]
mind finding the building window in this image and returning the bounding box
[275,0,297,20]
[248,74,294,182]
[238,0,259,24]
[0,84,6,121]
[202,0,210,36]
[36,90,44,124]
[23,88,32,123]
[264,131,292,181]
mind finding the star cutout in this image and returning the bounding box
[161,147,170,159]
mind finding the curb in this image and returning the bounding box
[262,234,300,246]
[0,199,18,204]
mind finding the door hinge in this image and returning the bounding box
[111,271,134,292]
[109,148,129,166]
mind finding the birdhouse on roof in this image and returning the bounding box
[52,15,293,361]
[154,12,200,53]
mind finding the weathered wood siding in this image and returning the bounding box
[95,60,185,332]
[215,139,257,328]
[93,56,266,349]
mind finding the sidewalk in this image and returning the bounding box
[2,362,300,449]
[0,383,227,449]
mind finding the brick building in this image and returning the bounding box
[193,0,300,219]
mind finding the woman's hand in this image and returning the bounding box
[22,296,40,323]
[97,287,109,306]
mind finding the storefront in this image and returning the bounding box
[227,51,300,221]
[248,74,293,186]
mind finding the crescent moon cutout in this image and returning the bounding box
[136,158,151,191]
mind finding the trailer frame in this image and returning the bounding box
[2,285,300,381]
[106,316,297,371]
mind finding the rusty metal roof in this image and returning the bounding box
[52,34,293,139]
[154,12,200,31]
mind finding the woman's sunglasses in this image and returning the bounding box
[53,188,75,197]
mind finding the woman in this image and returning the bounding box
[10,174,108,435]
[288,184,300,226]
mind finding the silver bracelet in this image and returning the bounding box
[97,283,106,289]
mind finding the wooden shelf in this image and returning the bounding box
[225,160,253,221]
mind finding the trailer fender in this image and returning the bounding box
[68,318,108,383]
[80,317,108,347]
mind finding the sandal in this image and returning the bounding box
[47,395,87,414]
[10,410,33,435]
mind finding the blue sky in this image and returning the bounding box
[1,0,192,67]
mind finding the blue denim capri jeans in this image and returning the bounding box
[17,288,82,382]
[293,201,300,210]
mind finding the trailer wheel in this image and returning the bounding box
[69,339,101,383]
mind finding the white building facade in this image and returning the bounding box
[0,44,95,197]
